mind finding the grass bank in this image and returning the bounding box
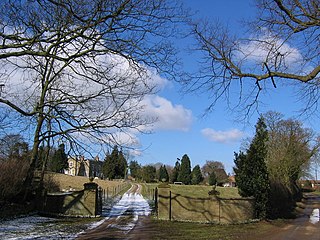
[45,172,128,192]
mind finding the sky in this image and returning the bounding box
[131,0,320,175]
[1,0,318,176]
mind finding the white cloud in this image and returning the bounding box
[141,95,193,132]
[237,31,303,70]
[201,128,244,143]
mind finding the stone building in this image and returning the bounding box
[65,156,103,178]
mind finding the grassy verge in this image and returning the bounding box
[139,219,289,240]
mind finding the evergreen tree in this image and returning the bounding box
[103,147,118,179]
[103,146,127,179]
[208,170,217,186]
[141,165,156,183]
[178,154,191,185]
[170,160,180,183]
[49,144,68,173]
[234,117,270,219]
[116,150,127,179]
[158,165,169,182]
[129,160,141,179]
[191,165,203,185]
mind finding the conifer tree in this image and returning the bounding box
[191,165,203,185]
[49,144,68,173]
[178,154,191,185]
[234,117,270,219]
[208,170,217,186]
[116,150,127,179]
[170,160,180,183]
[129,160,141,179]
[159,165,169,182]
[103,146,127,179]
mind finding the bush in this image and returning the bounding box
[268,180,301,219]
[43,173,60,192]
[0,159,29,201]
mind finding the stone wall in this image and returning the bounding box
[157,187,254,223]
[40,182,101,217]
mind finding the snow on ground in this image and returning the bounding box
[309,208,319,224]
[0,185,151,239]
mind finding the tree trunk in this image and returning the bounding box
[22,114,45,201]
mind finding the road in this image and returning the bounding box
[77,183,151,240]
[264,193,320,240]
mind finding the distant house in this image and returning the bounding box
[300,180,320,191]
[223,175,236,187]
[65,156,103,178]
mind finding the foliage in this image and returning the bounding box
[234,117,270,219]
[103,146,127,179]
[191,165,204,185]
[158,165,169,182]
[129,160,141,179]
[170,160,180,183]
[201,160,227,185]
[264,111,320,186]
[47,144,68,173]
[177,154,191,185]
[0,158,29,201]
[186,0,320,116]
[117,150,127,179]
[208,171,217,186]
[0,134,29,161]
[262,111,320,218]
[141,165,157,183]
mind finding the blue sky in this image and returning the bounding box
[2,0,317,176]
[132,0,320,174]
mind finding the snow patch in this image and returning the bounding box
[309,208,319,224]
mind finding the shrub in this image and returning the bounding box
[0,158,29,201]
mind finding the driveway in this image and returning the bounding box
[265,193,320,240]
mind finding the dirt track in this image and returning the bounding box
[263,193,320,240]
[77,183,150,240]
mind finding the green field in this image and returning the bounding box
[141,183,240,199]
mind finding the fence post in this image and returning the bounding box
[155,187,158,218]
[218,198,221,223]
[169,190,172,221]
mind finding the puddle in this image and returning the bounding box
[309,208,319,224]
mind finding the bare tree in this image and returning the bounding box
[264,111,320,185]
[185,0,319,117]
[0,0,186,197]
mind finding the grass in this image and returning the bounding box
[169,185,240,198]
[141,183,240,199]
[133,219,289,240]
[45,172,128,192]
